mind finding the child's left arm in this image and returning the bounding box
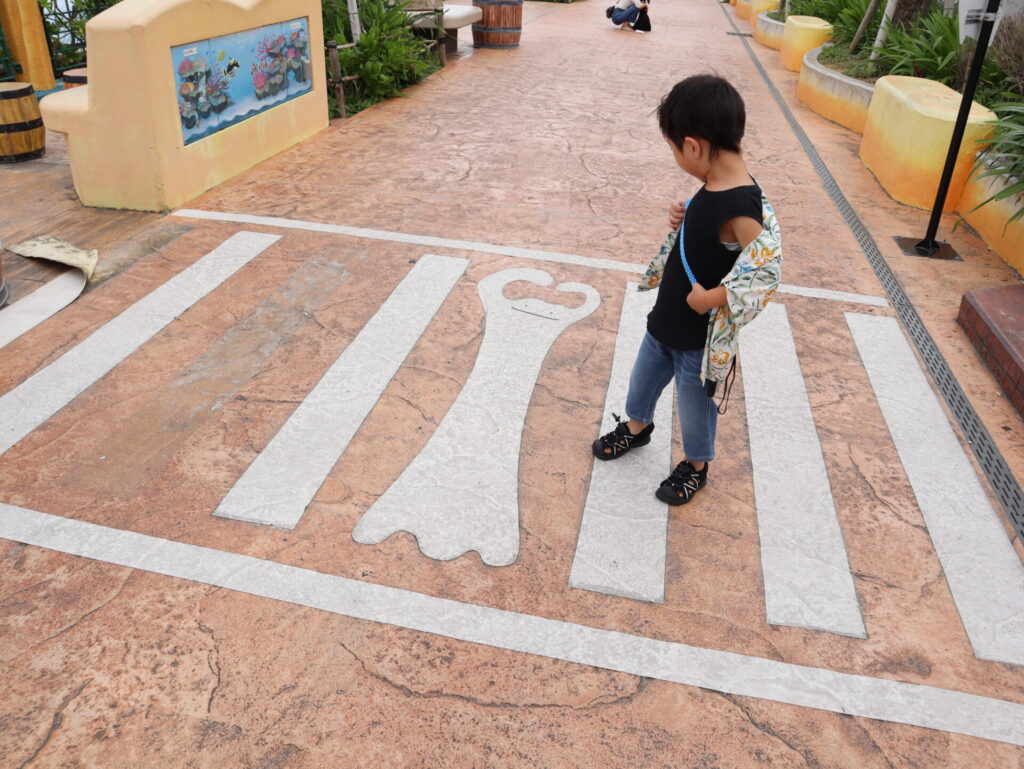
[686,216,763,314]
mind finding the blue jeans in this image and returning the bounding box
[611,5,640,24]
[625,332,717,463]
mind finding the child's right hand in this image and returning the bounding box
[668,200,687,230]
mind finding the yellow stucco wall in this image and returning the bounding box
[780,16,832,72]
[960,173,1024,273]
[736,0,753,21]
[797,49,872,134]
[753,13,784,49]
[860,76,995,212]
[39,0,328,212]
[0,0,56,91]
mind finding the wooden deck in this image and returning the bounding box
[0,131,172,305]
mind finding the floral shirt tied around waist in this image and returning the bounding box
[638,192,782,383]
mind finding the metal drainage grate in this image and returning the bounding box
[717,1,1024,542]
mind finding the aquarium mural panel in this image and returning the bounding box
[171,17,312,145]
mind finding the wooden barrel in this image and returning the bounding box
[472,0,522,48]
[0,83,45,164]
[63,68,89,89]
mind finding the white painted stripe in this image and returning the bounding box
[0,232,280,457]
[3,503,1023,746]
[214,254,469,529]
[846,313,1024,666]
[778,283,888,308]
[740,303,866,638]
[172,209,887,307]
[0,270,87,350]
[173,209,645,275]
[569,285,672,602]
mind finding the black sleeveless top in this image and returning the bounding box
[647,183,763,350]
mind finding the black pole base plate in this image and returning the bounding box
[894,236,962,261]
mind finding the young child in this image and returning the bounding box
[592,74,781,505]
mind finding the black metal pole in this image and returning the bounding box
[915,0,1001,256]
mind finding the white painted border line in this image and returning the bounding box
[214,254,469,529]
[3,503,1024,746]
[173,209,644,275]
[0,232,281,457]
[0,270,87,350]
[569,284,673,602]
[740,303,866,638]
[778,283,888,308]
[171,209,888,308]
[846,313,1024,666]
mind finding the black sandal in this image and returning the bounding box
[655,460,708,505]
[592,414,654,461]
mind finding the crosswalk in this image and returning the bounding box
[569,284,673,602]
[848,312,1024,666]
[214,254,469,528]
[740,302,866,638]
[1,231,1022,667]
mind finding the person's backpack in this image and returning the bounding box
[634,7,652,30]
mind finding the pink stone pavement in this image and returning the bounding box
[2,0,1024,766]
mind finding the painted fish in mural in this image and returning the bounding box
[223,58,241,78]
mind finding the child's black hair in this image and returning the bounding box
[657,75,746,155]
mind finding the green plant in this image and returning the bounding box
[323,0,356,43]
[871,4,1015,106]
[786,0,880,49]
[872,5,962,84]
[38,0,121,72]
[818,45,878,81]
[788,0,847,23]
[324,0,439,117]
[831,0,881,51]
[966,102,1024,227]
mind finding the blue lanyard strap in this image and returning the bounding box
[677,198,697,284]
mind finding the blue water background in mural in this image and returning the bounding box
[171,17,312,145]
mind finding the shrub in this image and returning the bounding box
[788,0,847,23]
[323,0,440,117]
[832,0,883,52]
[872,5,961,84]
[872,5,1014,105]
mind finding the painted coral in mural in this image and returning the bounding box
[171,17,312,145]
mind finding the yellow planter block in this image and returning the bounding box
[753,11,784,49]
[736,0,753,20]
[780,16,832,72]
[960,173,1024,273]
[797,46,873,134]
[751,0,779,19]
[860,76,995,212]
[39,0,328,212]
[730,0,737,7]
